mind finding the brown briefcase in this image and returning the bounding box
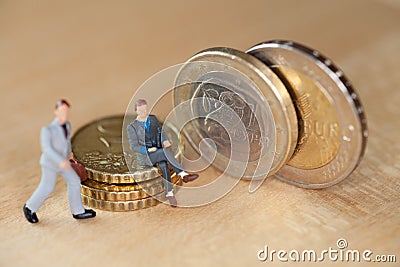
[70,159,88,182]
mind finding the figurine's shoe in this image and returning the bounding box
[167,196,177,208]
[73,209,96,219]
[182,174,199,183]
[23,204,39,224]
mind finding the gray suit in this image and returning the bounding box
[26,119,85,215]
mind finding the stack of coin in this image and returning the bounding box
[71,115,183,211]
[174,40,368,188]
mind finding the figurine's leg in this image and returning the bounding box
[26,166,57,212]
[161,148,184,174]
[157,161,173,194]
[161,149,199,183]
[60,168,85,215]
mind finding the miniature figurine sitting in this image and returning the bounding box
[127,99,199,207]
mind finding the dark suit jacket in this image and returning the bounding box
[127,115,166,166]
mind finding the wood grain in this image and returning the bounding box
[0,1,399,266]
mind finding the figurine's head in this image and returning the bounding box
[134,99,148,120]
[54,99,70,125]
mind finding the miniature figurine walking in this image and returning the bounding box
[23,99,96,223]
[127,99,199,207]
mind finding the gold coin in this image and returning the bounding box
[81,173,180,201]
[273,66,341,168]
[81,182,164,201]
[81,176,163,192]
[247,40,367,188]
[81,194,160,211]
[81,179,183,212]
[174,47,298,178]
[71,115,182,184]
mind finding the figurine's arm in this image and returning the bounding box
[152,115,169,144]
[127,124,147,154]
[40,126,64,165]
[66,122,73,158]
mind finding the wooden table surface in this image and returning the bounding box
[1,1,399,266]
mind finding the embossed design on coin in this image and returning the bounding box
[80,151,129,173]
[190,75,262,162]
[270,66,342,169]
[174,48,297,178]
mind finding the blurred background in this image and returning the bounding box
[1,1,399,267]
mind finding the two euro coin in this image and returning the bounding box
[174,40,367,188]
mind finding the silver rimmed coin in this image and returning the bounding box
[174,47,298,178]
[247,40,368,188]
